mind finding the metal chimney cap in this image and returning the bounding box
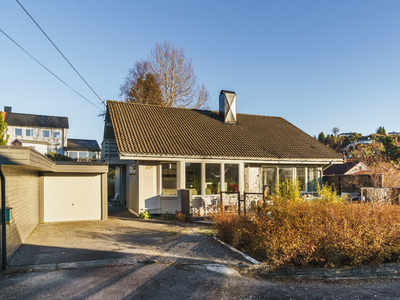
[220,90,236,95]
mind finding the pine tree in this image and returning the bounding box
[0,112,9,146]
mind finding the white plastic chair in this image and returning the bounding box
[110,193,120,206]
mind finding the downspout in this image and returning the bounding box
[0,166,6,271]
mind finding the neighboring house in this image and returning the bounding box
[0,146,108,270]
[102,90,343,215]
[64,138,101,161]
[323,160,373,195]
[3,107,100,161]
[3,106,68,155]
[323,160,369,176]
[348,136,373,147]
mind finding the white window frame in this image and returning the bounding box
[25,129,33,137]
[15,128,22,136]
[161,162,177,196]
[52,131,60,138]
[42,130,50,138]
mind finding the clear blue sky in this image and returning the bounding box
[1,1,400,144]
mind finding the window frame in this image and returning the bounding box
[25,129,33,137]
[42,130,50,138]
[15,128,22,136]
[161,162,177,196]
[52,131,60,139]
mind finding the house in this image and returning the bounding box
[3,107,100,161]
[323,159,374,195]
[101,90,343,215]
[64,139,101,161]
[0,146,108,270]
[4,106,68,155]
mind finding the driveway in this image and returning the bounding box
[3,207,400,299]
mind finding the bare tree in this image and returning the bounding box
[120,41,210,109]
[332,127,339,137]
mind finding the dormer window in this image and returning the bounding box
[26,129,33,137]
[15,128,22,136]
[53,131,60,138]
[42,130,50,138]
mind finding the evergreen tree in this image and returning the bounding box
[0,112,9,146]
[318,132,325,143]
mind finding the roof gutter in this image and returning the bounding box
[0,166,6,271]
[119,153,344,164]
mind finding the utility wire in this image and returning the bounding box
[16,0,104,105]
[0,29,103,111]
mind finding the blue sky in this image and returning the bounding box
[1,1,400,144]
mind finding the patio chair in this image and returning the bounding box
[110,193,120,206]
[202,196,217,216]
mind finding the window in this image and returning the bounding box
[206,163,220,195]
[79,152,88,161]
[69,152,77,161]
[129,163,136,174]
[53,131,60,138]
[42,130,50,138]
[297,167,306,191]
[161,163,177,196]
[307,167,318,192]
[185,163,201,195]
[90,152,97,160]
[15,128,22,136]
[279,167,293,182]
[26,129,33,137]
[262,167,276,195]
[225,164,238,192]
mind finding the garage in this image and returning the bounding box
[44,174,102,222]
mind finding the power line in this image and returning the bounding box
[0,29,103,111]
[16,0,104,105]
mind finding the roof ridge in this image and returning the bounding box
[6,111,68,119]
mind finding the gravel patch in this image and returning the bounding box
[149,228,252,266]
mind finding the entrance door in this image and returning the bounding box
[262,167,276,195]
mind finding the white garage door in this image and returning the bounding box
[44,175,101,222]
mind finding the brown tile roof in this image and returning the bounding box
[107,100,343,161]
[324,161,359,175]
[4,112,69,129]
[65,139,100,151]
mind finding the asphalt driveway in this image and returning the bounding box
[7,206,249,270]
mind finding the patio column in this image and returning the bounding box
[220,163,225,192]
[201,162,206,196]
[239,162,244,194]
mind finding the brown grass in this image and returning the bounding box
[211,201,400,268]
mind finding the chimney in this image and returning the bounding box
[219,90,237,124]
[4,106,11,113]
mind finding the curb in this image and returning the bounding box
[213,234,261,265]
[6,256,138,273]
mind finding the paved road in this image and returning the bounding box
[1,207,400,299]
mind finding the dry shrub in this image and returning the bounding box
[212,201,400,268]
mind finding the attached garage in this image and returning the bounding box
[44,174,102,222]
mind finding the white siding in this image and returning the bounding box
[160,197,179,214]
[139,163,158,212]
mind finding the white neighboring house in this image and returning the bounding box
[3,106,68,155]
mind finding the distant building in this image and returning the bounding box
[3,106,99,161]
[64,139,101,161]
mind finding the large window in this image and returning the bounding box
[162,163,177,196]
[42,130,50,138]
[206,163,220,195]
[308,167,318,192]
[185,163,201,195]
[279,167,293,182]
[225,164,238,192]
[15,128,22,136]
[26,129,33,137]
[69,152,77,161]
[53,131,60,138]
[263,167,276,195]
[297,167,306,190]
[79,152,88,161]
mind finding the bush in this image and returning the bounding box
[139,210,151,219]
[211,200,400,268]
[175,211,187,222]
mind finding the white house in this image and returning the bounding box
[4,106,68,155]
[101,91,343,215]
